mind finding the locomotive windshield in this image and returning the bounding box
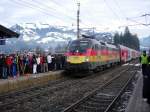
[69,40,90,53]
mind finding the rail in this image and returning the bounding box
[62,64,137,112]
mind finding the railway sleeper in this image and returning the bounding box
[95,92,115,97]
[83,100,111,108]
[89,97,113,103]
[74,105,104,112]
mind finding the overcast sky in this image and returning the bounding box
[0,0,150,38]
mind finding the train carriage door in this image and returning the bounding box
[97,44,101,62]
[108,47,112,62]
[91,45,96,69]
[95,44,99,62]
[128,49,131,61]
[91,45,95,62]
[101,45,105,64]
[104,46,107,62]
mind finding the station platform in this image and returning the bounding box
[0,71,64,94]
[126,71,150,112]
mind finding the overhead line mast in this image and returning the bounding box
[77,2,80,39]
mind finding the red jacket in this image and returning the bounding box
[6,56,13,66]
[40,56,44,64]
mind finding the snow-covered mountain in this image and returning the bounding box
[10,23,76,43]
[1,23,113,53]
[4,23,77,53]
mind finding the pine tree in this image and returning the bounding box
[114,32,120,44]
[113,26,140,50]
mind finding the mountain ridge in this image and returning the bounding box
[0,23,113,53]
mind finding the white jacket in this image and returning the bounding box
[36,57,40,65]
[47,55,52,63]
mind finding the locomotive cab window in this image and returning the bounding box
[69,40,90,53]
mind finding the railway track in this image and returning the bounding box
[62,64,137,112]
[0,64,121,108]
[0,61,139,112]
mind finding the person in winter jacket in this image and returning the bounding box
[47,53,52,71]
[43,55,48,72]
[40,55,44,73]
[36,54,41,73]
[6,55,13,77]
[12,56,17,78]
[140,50,149,103]
[32,55,37,74]
[1,55,7,79]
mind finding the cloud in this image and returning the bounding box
[0,0,150,37]
[0,7,4,13]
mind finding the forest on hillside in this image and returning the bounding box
[114,27,140,50]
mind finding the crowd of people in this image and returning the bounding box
[0,53,66,79]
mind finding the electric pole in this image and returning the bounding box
[92,27,96,35]
[77,2,80,39]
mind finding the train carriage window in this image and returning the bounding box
[101,45,104,50]
[101,45,106,54]
[106,47,108,55]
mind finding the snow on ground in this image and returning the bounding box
[134,63,140,66]
[122,63,129,66]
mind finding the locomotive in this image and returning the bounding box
[65,35,139,72]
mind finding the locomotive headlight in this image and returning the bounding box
[66,57,70,62]
[85,57,89,62]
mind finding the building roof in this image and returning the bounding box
[0,24,19,38]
